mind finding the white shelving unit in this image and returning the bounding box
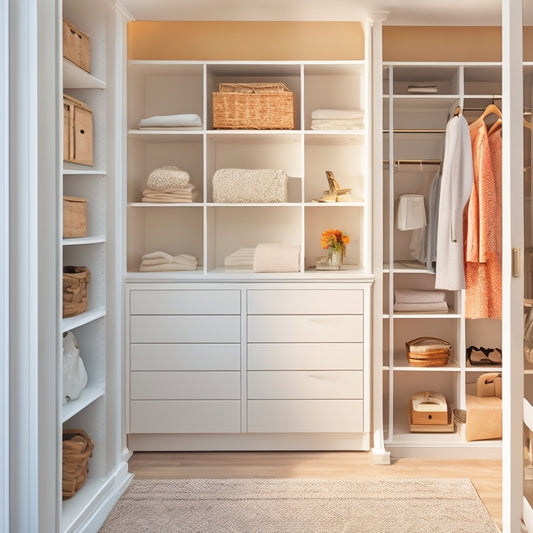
[59,1,130,531]
[382,62,503,458]
[126,60,370,278]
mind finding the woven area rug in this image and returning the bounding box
[99,478,499,532]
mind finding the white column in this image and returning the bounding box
[367,9,391,464]
[501,0,524,530]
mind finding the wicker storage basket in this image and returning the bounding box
[213,82,294,130]
[405,337,451,367]
[62,429,94,500]
[63,266,90,318]
[63,196,87,238]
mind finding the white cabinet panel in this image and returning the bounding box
[131,315,240,343]
[247,400,364,433]
[247,289,363,315]
[131,400,241,433]
[131,289,241,315]
[247,315,363,343]
[247,342,363,370]
[131,371,240,399]
[131,343,241,371]
[248,371,363,399]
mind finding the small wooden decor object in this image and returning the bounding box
[63,94,94,166]
[213,82,294,130]
[63,196,87,238]
[63,19,90,72]
[409,392,455,433]
[405,336,451,367]
[62,429,94,499]
[63,266,90,318]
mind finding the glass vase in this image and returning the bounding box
[329,247,343,270]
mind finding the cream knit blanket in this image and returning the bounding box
[212,168,288,203]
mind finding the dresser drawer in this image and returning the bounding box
[131,400,241,433]
[130,289,241,315]
[131,315,240,343]
[247,400,364,433]
[247,343,363,370]
[131,371,240,400]
[247,315,363,343]
[248,371,363,399]
[131,344,241,371]
[247,289,363,315]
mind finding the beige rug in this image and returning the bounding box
[99,478,499,532]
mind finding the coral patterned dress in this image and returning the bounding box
[464,117,502,319]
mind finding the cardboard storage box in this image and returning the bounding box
[63,19,90,72]
[63,94,93,166]
[63,196,87,238]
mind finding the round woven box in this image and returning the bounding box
[62,429,94,499]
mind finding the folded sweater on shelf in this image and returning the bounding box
[138,113,202,129]
[394,288,446,304]
[393,301,449,313]
[147,166,190,191]
[253,243,300,273]
[141,184,196,203]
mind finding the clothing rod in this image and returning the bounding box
[385,129,446,134]
[383,159,441,166]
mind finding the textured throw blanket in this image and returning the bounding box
[212,168,288,203]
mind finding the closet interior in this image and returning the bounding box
[382,63,504,457]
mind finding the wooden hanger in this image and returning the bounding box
[478,103,502,122]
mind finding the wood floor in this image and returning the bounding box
[129,451,502,530]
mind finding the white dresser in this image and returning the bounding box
[126,281,371,451]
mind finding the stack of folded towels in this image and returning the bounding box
[139,251,198,272]
[224,247,256,270]
[138,113,202,130]
[394,288,448,313]
[224,243,301,273]
[310,109,364,130]
[142,166,196,203]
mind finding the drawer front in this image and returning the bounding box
[131,371,240,400]
[247,289,363,315]
[130,289,241,315]
[247,315,363,343]
[247,400,364,433]
[131,344,241,371]
[131,400,240,433]
[248,371,363,399]
[131,315,240,343]
[247,343,363,370]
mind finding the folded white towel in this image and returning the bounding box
[139,263,198,272]
[310,120,364,131]
[138,113,202,129]
[311,108,363,120]
[394,288,446,304]
[393,301,448,313]
[253,243,300,273]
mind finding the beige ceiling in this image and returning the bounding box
[117,0,531,25]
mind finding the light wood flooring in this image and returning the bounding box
[129,451,502,530]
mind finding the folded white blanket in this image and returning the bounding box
[253,243,300,273]
[394,288,446,304]
[140,251,198,271]
[142,251,173,262]
[311,119,364,130]
[138,114,202,128]
[393,301,448,313]
[311,108,363,120]
[212,168,288,203]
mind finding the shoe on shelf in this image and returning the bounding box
[466,346,501,366]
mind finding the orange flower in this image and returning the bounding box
[321,228,349,251]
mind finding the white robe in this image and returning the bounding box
[434,115,474,290]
